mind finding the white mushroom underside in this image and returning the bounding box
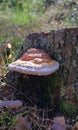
[8,60,59,76]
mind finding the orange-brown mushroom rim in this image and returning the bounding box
[8,48,59,76]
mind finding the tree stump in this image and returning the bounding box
[5,28,78,109]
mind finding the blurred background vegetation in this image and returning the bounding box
[0,0,78,60]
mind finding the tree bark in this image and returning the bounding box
[5,28,78,108]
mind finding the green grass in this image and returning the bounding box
[0,0,45,25]
[60,100,78,118]
[0,109,16,129]
[0,0,46,55]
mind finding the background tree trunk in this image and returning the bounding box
[5,28,78,109]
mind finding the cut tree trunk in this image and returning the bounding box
[5,28,78,109]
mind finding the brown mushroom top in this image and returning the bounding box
[8,48,59,76]
[21,48,52,64]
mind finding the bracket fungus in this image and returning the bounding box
[8,48,59,76]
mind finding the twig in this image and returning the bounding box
[1,81,35,107]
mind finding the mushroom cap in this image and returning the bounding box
[8,48,59,76]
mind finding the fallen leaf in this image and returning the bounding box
[72,121,78,130]
[15,114,32,130]
[52,116,66,130]
[15,114,26,130]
